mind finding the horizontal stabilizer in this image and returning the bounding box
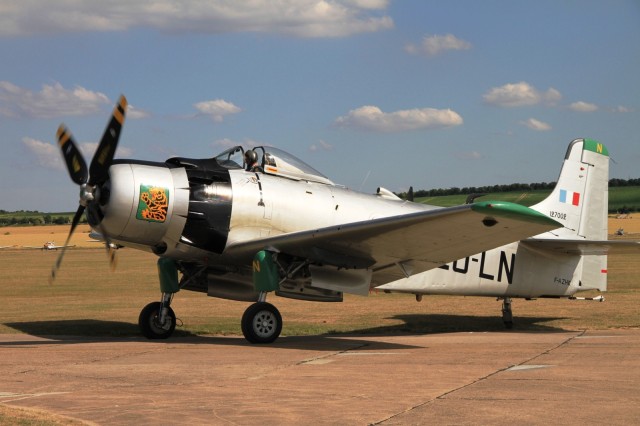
[522,239,640,255]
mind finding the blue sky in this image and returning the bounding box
[1,0,638,212]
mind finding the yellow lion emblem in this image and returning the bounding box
[139,187,169,222]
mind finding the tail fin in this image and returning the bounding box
[530,139,609,239]
[529,138,610,291]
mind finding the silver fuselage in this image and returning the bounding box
[100,163,434,265]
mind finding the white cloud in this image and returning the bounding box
[81,142,134,158]
[212,138,260,149]
[127,104,151,119]
[336,105,463,132]
[405,34,472,56]
[194,99,241,123]
[22,137,133,171]
[22,137,64,170]
[0,1,393,38]
[483,82,561,107]
[0,81,110,119]
[212,138,240,149]
[612,105,632,113]
[520,118,551,131]
[569,101,598,112]
[309,140,333,151]
[455,151,482,160]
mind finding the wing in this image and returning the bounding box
[522,239,640,255]
[224,201,561,285]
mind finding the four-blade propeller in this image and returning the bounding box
[50,95,127,283]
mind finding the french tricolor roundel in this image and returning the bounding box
[559,189,580,206]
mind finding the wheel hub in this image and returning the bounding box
[254,311,275,337]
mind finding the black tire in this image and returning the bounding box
[241,302,282,344]
[139,301,176,339]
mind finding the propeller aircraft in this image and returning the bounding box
[24,242,75,251]
[52,95,639,343]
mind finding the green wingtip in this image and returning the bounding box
[471,201,561,227]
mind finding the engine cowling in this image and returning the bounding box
[101,163,190,254]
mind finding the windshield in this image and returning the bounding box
[256,146,334,185]
[212,145,334,185]
[214,146,245,169]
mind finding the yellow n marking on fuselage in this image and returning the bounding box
[596,143,603,154]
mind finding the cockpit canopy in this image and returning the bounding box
[214,146,334,185]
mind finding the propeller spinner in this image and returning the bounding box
[50,95,128,283]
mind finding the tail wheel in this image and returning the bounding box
[241,302,282,344]
[139,301,176,339]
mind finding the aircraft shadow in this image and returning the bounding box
[1,319,419,351]
[340,313,570,336]
[3,320,148,342]
[3,313,569,351]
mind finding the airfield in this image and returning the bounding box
[2,330,640,425]
[1,220,639,424]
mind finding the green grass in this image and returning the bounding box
[416,189,550,207]
[608,186,640,212]
[0,212,75,219]
[416,186,639,212]
[0,211,78,226]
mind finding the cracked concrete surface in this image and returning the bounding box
[2,330,639,425]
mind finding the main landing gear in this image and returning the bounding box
[139,293,176,339]
[241,292,282,344]
[138,290,283,343]
[139,258,180,340]
[138,256,284,343]
[240,250,284,343]
[500,297,513,329]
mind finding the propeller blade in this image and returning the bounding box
[86,205,117,271]
[88,95,128,185]
[101,223,118,271]
[49,205,85,284]
[57,125,88,185]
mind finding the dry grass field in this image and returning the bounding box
[0,218,638,339]
[0,224,94,248]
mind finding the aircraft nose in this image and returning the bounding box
[99,163,189,250]
[100,163,136,238]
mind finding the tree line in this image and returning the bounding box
[398,178,640,199]
[0,216,73,226]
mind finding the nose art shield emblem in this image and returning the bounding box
[136,185,170,223]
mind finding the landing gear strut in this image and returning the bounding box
[139,258,180,340]
[501,297,513,329]
[241,291,282,344]
[139,293,176,339]
[241,251,285,344]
